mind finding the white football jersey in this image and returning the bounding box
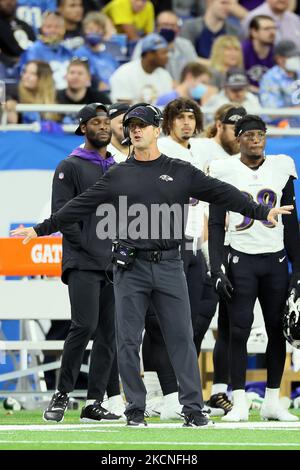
[158,136,207,245]
[107,143,128,164]
[209,154,297,254]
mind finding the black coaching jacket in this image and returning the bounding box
[46,153,114,284]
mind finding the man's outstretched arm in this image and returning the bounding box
[11,171,113,244]
[189,166,293,224]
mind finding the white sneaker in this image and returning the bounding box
[222,405,248,422]
[204,404,225,417]
[146,396,162,417]
[160,392,183,420]
[260,403,299,422]
[106,395,126,420]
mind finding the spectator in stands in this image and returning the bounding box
[156,62,218,106]
[242,0,300,48]
[242,15,276,93]
[20,11,73,90]
[132,10,198,82]
[110,32,173,103]
[6,60,59,124]
[58,0,85,50]
[102,0,154,41]
[180,0,240,61]
[16,0,57,34]
[56,58,111,124]
[209,35,244,88]
[0,0,35,67]
[259,39,300,126]
[74,12,121,90]
[205,67,260,113]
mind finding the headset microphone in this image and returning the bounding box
[121,136,132,146]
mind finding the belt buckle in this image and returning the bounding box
[151,251,162,263]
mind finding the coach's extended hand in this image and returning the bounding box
[267,205,293,225]
[10,226,37,244]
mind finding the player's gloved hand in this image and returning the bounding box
[288,271,300,300]
[211,270,233,301]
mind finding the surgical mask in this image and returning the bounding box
[85,32,103,47]
[285,56,300,73]
[190,83,207,100]
[158,28,176,43]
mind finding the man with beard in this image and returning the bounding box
[107,102,131,162]
[39,103,121,423]
[241,15,276,93]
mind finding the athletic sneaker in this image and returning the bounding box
[126,409,147,427]
[207,393,233,415]
[222,405,248,422]
[260,403,299,422]
[43,391,69,422]
[183,411,211,427]
[80,401,121,422]
[106,394,126,419]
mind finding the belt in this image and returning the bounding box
[136,249,180,263]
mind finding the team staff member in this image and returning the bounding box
[12,104,292,427]
[37,103,120,423]
[143,100,246,418]
[209,115,300,422]
[107,102,130,162]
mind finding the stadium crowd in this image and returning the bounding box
[1,0,300,126]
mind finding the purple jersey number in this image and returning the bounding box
[236,188,277,231]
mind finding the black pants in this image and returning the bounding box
[58,269,116,401]
[228,248,288,390]
[113,256,203,415]
[44,320,88,391]
[142,249,220,395]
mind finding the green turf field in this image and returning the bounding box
[1,408,300,450]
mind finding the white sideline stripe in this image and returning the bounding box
[0,422,300,431]
[0,440,300,447]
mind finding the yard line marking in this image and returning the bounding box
[0,440,300,447]
[0,429,118,434]
[1,422,300,431]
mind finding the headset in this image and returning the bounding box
[122,102,163,146]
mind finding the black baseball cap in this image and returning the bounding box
[108,103,130,120]
[221,106,247,124]
[75,102,109,135]
[123,105,161,128]
[224,68,249,89]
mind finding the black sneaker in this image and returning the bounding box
[126,409,147,427]
[183,411,211,427]
[80,401,121,422]
[43,391,69,422]
[207,393,233,415]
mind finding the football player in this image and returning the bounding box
[209,114,300,422]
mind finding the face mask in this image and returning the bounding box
[158,28,176,43]
[285,56,300,73]
[190,83,207,100]
[85,32,103,47]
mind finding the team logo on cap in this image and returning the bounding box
[228,114,243,122]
